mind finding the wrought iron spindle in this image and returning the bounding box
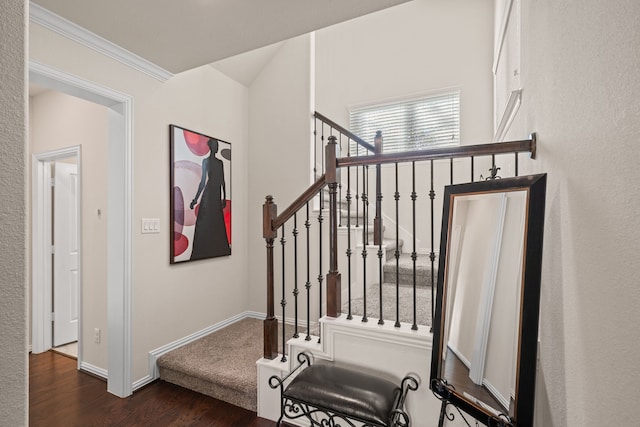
[355,142,360,228]
[305,202,311,341]
[318,189,324,343]
[313,118,317,180]
[429,160,436,332]
[346,164,353,320]
[292,213,299,338]
[280,224,287,362]
[361,164,369,323]
[338,134,343,228]
[321,123,325,176]
[450,158,454,185]
[394,163,401,328]
[411,161,418,331]
[515,152,519,176]
[377,164,384,325]
[471,156,475,182]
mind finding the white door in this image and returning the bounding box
[53,161,79,347]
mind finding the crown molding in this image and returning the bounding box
[29,2,173,82]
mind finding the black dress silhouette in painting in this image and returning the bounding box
[189,138,231,259]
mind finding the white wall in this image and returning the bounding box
[314,0,496,254]
[502,1,640,425]
[315,0,494,145]
[0,1,27,424]
[30,22,250,383]
[30,91,109,369]
[247,35,313,313]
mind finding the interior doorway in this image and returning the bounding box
[30,60,133,397]
[32,149,81,361]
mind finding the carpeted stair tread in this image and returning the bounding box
[383,253,437,287]
[157,317,294,412]
[344,282,432,327]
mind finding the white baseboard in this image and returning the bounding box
[145,311,266,384]
[80,361,108,380]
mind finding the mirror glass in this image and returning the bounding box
[430,174,546,427]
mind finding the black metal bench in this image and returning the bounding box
[269,352,419,427]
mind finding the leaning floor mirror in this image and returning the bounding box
[430,174,547,427]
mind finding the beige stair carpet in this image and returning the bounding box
[158,317,294,412]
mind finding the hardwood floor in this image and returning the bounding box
[29,351,280,427]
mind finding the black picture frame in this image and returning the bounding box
[169,124,232,263]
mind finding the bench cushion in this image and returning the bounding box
[283,364,400,426]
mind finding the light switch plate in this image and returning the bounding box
[141,218,160,233]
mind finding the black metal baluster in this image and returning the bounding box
[361,164,368,323]
[321,123,325,176]
[293,213,299,338]
[280,224,287,362]
[515,152,519,176]
[411,161,418,331]
[346,164,353,320]
[339,134,343,228]
[471,155,475,182]
[355,142,360,228]
[394,163,401,328]
[429,160,436,333]
[313,118,317,180]
[305,202,311,341]
[377,163,384,326]
[318,189,324,343]
[450,157,454,185]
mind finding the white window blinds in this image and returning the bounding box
[349,91,460,154]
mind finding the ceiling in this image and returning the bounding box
[31,0,411,75]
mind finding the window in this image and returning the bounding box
[349,91,460,154]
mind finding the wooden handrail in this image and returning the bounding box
[314,111,375,153]
[336,135,536,168]
[272,174,327,230]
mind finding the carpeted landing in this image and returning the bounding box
[157,317,294,412]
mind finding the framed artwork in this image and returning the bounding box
[170,125,231,263]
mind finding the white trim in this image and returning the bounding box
[32,147,83,359]
[29,60,134,398]
[483,378,510,412]
[320,314,432,361]
[29,2,173,82]
[80,361,108,380]
[494,89,522,142]
[493,0,515,75]
[31,157,53,354]
[146,311,264,383]
[469,194,507,384]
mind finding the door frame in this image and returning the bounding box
[32,147,82,357]
[29,60,133,398]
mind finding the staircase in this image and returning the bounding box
[331,196,437,327]
[154,112,536,425]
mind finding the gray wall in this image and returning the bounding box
[0,0,27,425]
[509,1,640,425]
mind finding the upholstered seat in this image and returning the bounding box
[283,364,400,426]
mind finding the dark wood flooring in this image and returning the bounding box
[30,351,283,427]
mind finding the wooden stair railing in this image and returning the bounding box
[264,112,537,360]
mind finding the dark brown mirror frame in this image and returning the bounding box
[430,174,547,427]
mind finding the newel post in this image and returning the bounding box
[374,130,383,245]
[325,136,342,318]
[263,195,278,359]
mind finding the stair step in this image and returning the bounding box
[383,253,437,287]
[157,318,294,412]
[344,282,432,327]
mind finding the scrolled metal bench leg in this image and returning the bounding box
[269,352,312,426]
